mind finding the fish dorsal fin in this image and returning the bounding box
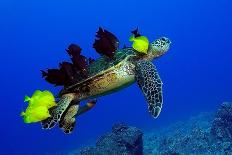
[93,27,119,58]
[131,27,141,38]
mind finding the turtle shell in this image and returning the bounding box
[87,48,136,77]
[58,48,137,95]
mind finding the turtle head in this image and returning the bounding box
[147,37,171,60]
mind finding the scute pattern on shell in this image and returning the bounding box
[87,48,136,77]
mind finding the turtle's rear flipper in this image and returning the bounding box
[59,103,79,134]
[59,99,97,134]
[135,60,163,118]
[76,99,97,116]
[41,94,75,129]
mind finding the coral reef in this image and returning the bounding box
[77,102,232,155]
[143,112,214,155]
[211,102,232,141]
[79,123,143,155]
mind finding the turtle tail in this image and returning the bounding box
[41,93,76,129]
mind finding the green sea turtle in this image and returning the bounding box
[41,27,171,134]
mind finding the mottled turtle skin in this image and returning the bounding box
[42,37,171,133]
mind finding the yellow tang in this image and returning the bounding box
[21,106,51,123]
[129,35,149,54]
[24,90,57,108]
[21,90,57,123]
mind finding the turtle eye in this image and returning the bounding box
[161,37,166,41]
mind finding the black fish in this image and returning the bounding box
[41,69,68,86]
[66,44,88,72]
[66,44,82,56]
[93,27,119,58]
[131,27,141,38]
[59,61,74,81]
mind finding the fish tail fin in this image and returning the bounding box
[129,35,135,42]
[20,111,25,116]
[41,70,47,78]
[24,95,31,102]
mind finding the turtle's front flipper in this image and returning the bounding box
[135,60,163,118]
[41,93,75,129]
[58,99,97,134]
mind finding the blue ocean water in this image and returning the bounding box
[1,0,231,154]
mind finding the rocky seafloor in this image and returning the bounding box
[71,102,232,155]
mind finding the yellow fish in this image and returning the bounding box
[21,106,51,123]
[21,90,57,123]
[24,90,57,108]
[129,35,149,54]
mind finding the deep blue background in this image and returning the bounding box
[1,0,231,154]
